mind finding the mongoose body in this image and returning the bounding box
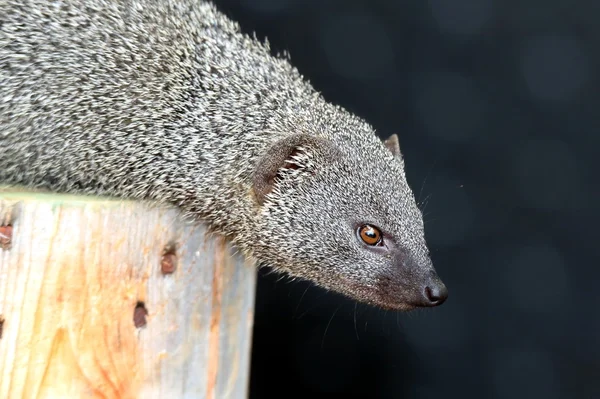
[0,0,447,310]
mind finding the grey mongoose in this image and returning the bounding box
[0,0,448,310]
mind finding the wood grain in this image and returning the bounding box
[0,190,256,399]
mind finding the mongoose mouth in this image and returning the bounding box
[338,273,448,311]
[344,283,418,311]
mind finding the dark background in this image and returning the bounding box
[211,0,600,398]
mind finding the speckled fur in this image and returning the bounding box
[0,0,444,310]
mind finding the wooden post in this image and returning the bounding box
[0,189,257,399]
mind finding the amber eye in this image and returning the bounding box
[358,224,383,246]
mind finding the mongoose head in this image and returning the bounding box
[251,128,448,311]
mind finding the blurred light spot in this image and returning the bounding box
[504,244,569,314]
[320,14,394,80]
[428,0,494,36]
[414,71,488,142]
[520,35,590,102]
[491,348,560,399]
[503,1,570,34]
[511,139,580,210]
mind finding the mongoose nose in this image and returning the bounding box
[423,282,448,306]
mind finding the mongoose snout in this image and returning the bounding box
[422,277,448,307]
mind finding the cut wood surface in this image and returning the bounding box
[0,189,257,399]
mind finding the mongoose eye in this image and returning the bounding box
[358,224,383,246]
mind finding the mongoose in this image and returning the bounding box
[0,0,447,310]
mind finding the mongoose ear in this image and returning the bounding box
[253,134,335,205]
[384,134,402,158]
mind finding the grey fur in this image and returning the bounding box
[0,0,447,310]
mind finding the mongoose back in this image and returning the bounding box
[0,0,447,310]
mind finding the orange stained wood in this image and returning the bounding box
[0,191,256,399]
